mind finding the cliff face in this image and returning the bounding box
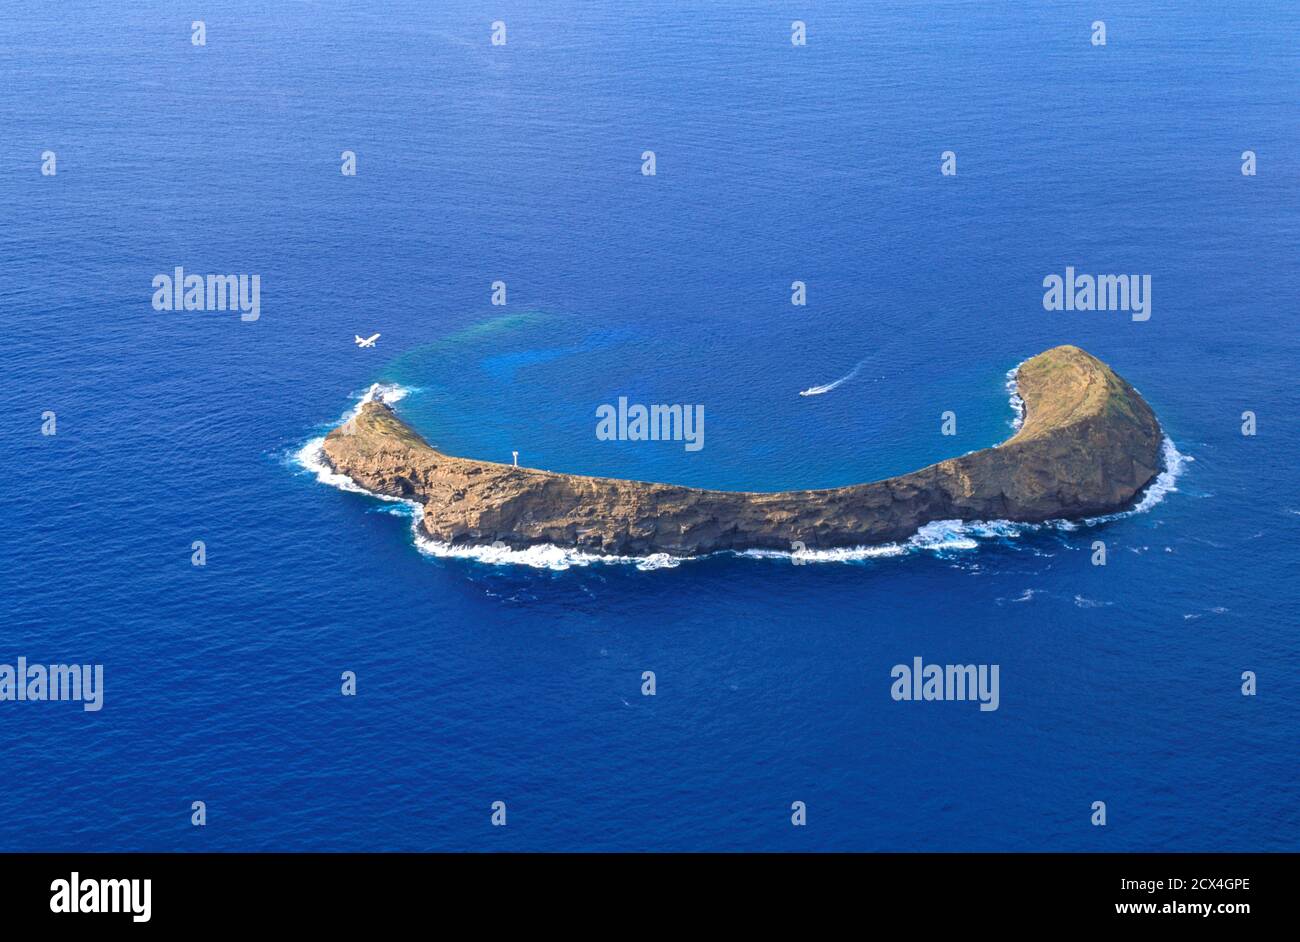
[321,346,1164,556]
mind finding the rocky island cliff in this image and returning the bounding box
[321,346,1164,557]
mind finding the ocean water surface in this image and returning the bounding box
[1,1,1297,851]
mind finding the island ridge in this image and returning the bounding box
[320,345,1165,557]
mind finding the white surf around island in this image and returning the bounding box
[293,383,684,571]
[294,374,1189,571]
[1005,364,1025,431]
[295,383,417,499]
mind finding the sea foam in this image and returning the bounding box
[294,383,418,498]
[1005,364,1025,431]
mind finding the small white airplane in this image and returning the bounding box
[354,333,380,348]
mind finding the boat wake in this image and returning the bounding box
[799,360,864,397]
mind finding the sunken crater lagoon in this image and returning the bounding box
[315,345,1166,560]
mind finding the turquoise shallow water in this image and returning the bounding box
[0,0,1297,850]
[373,310,1025,493]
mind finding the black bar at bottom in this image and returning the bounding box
[0,852,1287,929]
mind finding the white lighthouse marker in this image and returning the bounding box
[512,451,519,467]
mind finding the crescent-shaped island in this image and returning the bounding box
[320,345,1165,557]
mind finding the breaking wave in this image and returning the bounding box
[354,381,413,410]
[411,530,683,571]
[1005,364,1025,431]
[1087,435,1190,522]
[293,383,419,497]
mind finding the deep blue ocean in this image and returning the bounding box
[2,1,1297,851]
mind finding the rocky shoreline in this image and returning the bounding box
[320,345,1164,557]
